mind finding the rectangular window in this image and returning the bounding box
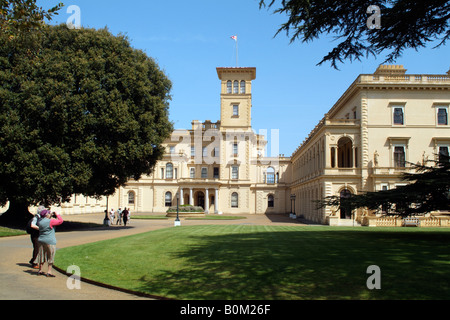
[170,146,175,154]
[439,146,449,163]
[213,167,219,179]
[190,168,195,179]
[393,107,404,125]
[233,105,239,116]
[201,167,208,179]
[191,146,195,157]
[233,143,238,156]
[437,107,448,125]
[394,146,406,167]
[214,147,220,157]
[231,166,239,179]
[202,147,207,158]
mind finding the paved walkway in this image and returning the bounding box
[0,213,304,300]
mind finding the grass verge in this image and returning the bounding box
[0,226,27,237]
[55,225,450,300]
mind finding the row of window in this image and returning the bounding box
[392,145,449,167]
[161,164,235,179]
[161,163,282,183]
[164,191,275,208]
[226,80,246,94]
[392,105,448,125]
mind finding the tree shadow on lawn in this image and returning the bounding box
[56,221,135,233]
[136,229,450,300]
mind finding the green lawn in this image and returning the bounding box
[0,226,27,237]
[54,225,450,300]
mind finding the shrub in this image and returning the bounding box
[166,205,204,213]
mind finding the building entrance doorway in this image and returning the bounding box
[340,189,352,219]
[197,191,205,209]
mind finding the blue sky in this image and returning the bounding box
[42,0,450,156]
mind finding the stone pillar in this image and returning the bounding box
[214,188,219,214]
[189,188,193,205]
[205,189,209,214]
[179,188,184,205]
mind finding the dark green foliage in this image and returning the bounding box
[0,0,63,37]
[260,0,450,68]
[0,24,173,221]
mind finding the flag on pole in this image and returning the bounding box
[230,35,238,67]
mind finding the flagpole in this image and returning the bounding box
[236,37,238,67]
[231,35,238,67]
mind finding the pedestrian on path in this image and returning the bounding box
[116,207,122,225]
[110,208,115,224]
[122,207,129,226]
[37,210,63,277]
[28,205,45,268]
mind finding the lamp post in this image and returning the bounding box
[174,191,181,226]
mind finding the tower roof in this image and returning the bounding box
[216,67,256,80]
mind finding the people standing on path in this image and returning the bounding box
[122,207,129,226]
[116,207,122,225]
[36,210,63,277]
[28,205,45,268]
[109,208,115,224]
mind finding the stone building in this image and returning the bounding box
[289,65,450,225]
[58,65,450,225]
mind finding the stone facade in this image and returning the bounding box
[49,65,450,225]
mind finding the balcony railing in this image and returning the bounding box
[359,74,450,84]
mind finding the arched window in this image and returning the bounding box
[227,80,232,94]
[231,192,238,208]
[165,192,172,207]
[266,167,275,184]
[233,80,239,94]
[128,191,135,205]
[240,80,246,94]
[337,137,353,168]
[268,194,274,208]
[166,163,173,179]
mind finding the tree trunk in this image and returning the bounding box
[0,200,33,229]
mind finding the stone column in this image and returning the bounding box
[179,188,184,205]
[189,188,193,205]
[205,189,209,214]
[214,188,219,214]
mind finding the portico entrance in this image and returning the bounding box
[179,187,220,214]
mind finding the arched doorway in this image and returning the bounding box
[340,189,352,219]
